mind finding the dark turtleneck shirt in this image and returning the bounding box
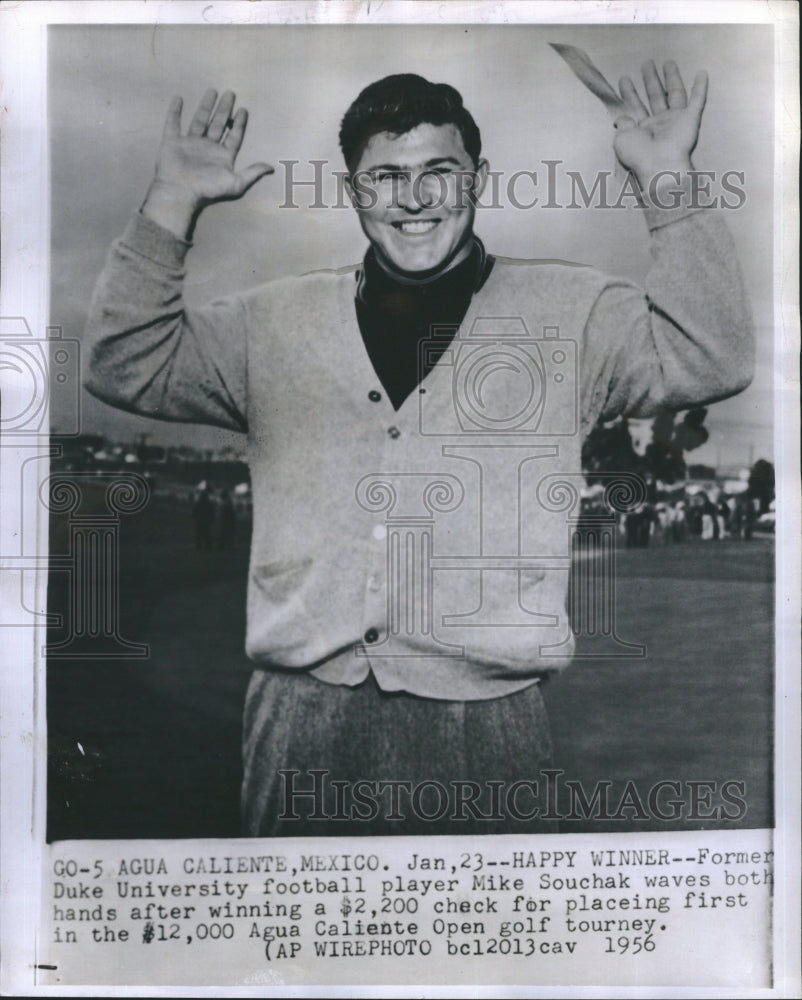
[355,238,495,410]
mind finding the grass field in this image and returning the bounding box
[47,494,773,840]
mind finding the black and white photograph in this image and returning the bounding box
[46,17,775,840]
[0,1,798,994]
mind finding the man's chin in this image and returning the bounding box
[375,247,465,283]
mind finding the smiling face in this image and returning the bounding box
[346,123,488,279]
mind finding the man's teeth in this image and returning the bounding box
[396,220,438,233]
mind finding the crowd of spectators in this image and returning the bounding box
[620,489,764,548]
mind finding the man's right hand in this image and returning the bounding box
[141,89,273,240]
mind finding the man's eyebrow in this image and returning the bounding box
[360,162,406,173]
[358,156,467,172]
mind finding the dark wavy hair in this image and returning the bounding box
[339,73,482,172]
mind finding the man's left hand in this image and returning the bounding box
[613,61,708,189]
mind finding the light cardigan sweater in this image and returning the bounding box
[85,204,753,700]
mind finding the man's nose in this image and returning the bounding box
[392,173,419,210]
[416,171,446,208]
[394,171,443,211]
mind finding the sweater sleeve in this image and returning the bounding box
[580,201,755,433]
[83,212,248,432]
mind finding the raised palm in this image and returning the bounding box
[612,61,708,179]
[153,89,273,209]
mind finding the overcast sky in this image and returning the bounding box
[49,23,775,467]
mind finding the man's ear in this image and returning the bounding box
[343,174,356,207]
[473,158,490,200]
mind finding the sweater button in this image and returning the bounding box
[368,389,381,402]
[364,628,379,644]
[387,426,401,439]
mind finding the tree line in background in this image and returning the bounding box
[581,407,775,511]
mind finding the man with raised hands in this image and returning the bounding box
[85,64,752,836]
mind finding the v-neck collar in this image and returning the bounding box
[330,256,500,419]
[351,240,495,410]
